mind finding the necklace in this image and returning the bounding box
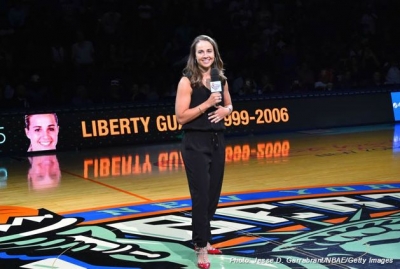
[203,78,210,89]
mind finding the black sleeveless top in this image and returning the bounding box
[182,76,226,132]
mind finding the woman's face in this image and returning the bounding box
[195,40,215,70]
[25,114,59,151]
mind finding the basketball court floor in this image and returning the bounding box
[1,123,400,268]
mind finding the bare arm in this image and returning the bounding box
[175,77,205,125]
[223,81,233,109]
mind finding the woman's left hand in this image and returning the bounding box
[208,105,229,123]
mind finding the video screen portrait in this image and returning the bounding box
[24,113,60,152]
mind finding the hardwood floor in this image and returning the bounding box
[1,123,398,213]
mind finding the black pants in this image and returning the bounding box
[181,131,225,248]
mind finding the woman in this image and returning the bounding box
[175,35,233,269]
[25,113,59,152]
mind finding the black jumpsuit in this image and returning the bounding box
[181,79,226,248]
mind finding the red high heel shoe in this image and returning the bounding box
[195,246,210,269]
[198,261,210,269]
[206,243,222,255]
[194,243,222,255]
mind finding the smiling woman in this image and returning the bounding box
[175,35,234,269]
[24,113,60,152]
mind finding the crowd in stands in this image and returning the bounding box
[1,0,400,110]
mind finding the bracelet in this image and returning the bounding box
[198,106,204,114]
[225,104,233,114]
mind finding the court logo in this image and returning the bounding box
[1,184,400,268]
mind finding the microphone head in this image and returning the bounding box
[211,68,219,82]
[210,68,222,93]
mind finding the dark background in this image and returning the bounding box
[1,0,400,110]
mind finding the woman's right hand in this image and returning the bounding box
[207,92,222,107]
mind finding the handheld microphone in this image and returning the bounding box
[210,68,222,105]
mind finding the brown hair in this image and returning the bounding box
[183,35,226,87]
[25,113,59,129]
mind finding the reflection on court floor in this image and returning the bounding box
[1,124,400,268]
